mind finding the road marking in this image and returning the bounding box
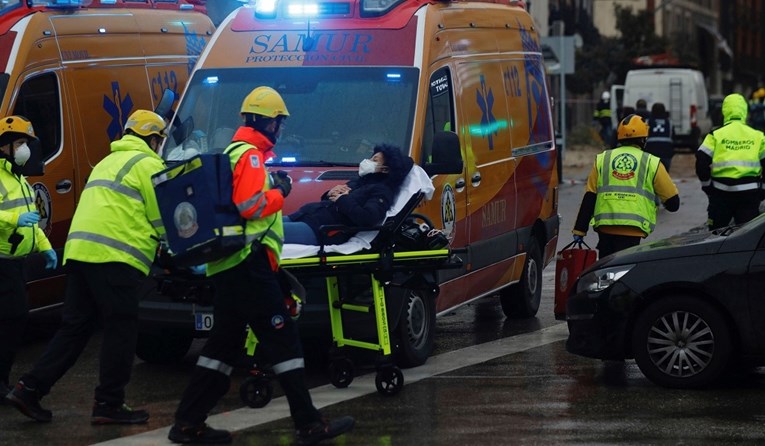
[94,323,568,445]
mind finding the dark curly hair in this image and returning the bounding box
[373,143,413,190]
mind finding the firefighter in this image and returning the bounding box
[0,116,57,397]
[6,110,167,424]
[572,114,680,258]
[748,88,765,131]
[593,90,613,146]
[169,86,354,445]
[697,93,765,230]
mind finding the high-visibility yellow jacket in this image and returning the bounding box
[0,159,52,257]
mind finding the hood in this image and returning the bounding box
[110,134,162,161]
[722,93,748,124]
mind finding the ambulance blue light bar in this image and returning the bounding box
[286,2,319,17]
[202,76,219,85]
[254,0,277,17]
[30,0,93,7]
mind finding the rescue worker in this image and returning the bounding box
[645,102,674,172]
[748,88,765,132]
[6,110,167,424]
[572,114,680,258]
[593,91,613,146]
[169,86,355,445]
[634,99,651,120]
[696,93,765,230]
[0,116,57,397]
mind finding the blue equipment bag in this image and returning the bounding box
[152,153,244,267]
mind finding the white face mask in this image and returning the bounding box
[358,158,378,177]
[13,143,30,166]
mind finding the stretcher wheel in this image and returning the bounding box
[239,375,273,408]
[375,366,404,396]
[329,358,355,388]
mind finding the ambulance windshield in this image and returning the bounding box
[166,67,418,165]
[0,0,22,14]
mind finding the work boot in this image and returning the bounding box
[296,416,355,446]
[5,381,52,422]
[168,422,232,444]
[91,402,149,425]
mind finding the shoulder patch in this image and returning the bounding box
[249,154,260,168]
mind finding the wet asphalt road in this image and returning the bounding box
[5,152,765,445]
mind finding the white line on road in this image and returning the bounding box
[93,323,569,445]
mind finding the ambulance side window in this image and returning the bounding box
[422,67,454,164]
[13,73,61,161]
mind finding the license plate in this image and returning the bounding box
[195,313,214,331]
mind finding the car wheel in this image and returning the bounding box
[135,332,193,364]
[499,238,542,318]
[632,296,731,389]
[395,289,436,368]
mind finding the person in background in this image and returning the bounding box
[572,114,680,258]
[593,91,613,147]
[645,102,674,172]
[634,99,651,120]
[284,144,412,245]
[697,93,765,230]
[748,88,765,132]
[168,86,354,445]
[0,116,57,398]
[6,110,167,425]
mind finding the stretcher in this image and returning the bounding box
[238,166,463,407]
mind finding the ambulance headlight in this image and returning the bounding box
[360,0,404,16]
[576,264,634,294]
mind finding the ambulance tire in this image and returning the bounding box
[499,238,542,318]
[135,332,193,364]
[395,289,436,368]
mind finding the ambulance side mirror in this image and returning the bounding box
[155,88,175,122]
[424,131,463,175]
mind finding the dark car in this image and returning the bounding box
[566,214,765,389]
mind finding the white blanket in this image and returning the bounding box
[282,165,434,259]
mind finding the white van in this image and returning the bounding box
[611,68,711,148]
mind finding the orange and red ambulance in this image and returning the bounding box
[0,0,213,312]
[144,0,559,366]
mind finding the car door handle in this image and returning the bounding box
[455,178,466,190]
[56,179,72,194]
[471,172,481,187]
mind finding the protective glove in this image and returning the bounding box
[17,211,40,227]
[43,249,57,270]
[271,170,293,197]
[189,264,207,275]
[573,234,584,245]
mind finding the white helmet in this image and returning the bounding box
[601,91,611,101]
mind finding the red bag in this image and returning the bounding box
[554,241,597,320]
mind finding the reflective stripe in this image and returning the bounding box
[0,180,8,197]
[594,212,656,232]
[151,218,163,230]
[0,197,32,210]
[245,228,282,245]
[700,179,711,186]
[236,191,265,215]
[196,356,233,376]
[646,137,673,143]
[272,358,305,374]
[711,160,762,169]
[711,181,760,192]
[598,185,657,202]
[83,179,144,202]
[698,144,713,157]
[116,153,150,183]
[67,231,153,269]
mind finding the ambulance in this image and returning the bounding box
[0,0,213,312]
[141,0,559,366]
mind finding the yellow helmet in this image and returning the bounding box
[240,86,290,118]
[0,115,37,142]
[756,88,765,99]
[124,110,167,137]
[617,114,648,140]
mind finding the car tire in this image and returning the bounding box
[135,332,193,364]
[395,289,436,368]
[499,237,542,318]
[632,296,732,389]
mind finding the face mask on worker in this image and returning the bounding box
[13,143,30,166]
[358,158,379,177]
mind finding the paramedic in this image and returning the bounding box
[644,102,674,172]
[696,93,765,230]
[6,110,167,424]
[0,116,57,398]
[169,86,354,445]
[572,114,680,258]
[284,143,412,245]
[593,91,613,146]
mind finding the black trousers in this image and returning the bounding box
[174,248,321,428]
[707,189,761,230]
[21,260,143,405]
[0,257,27,386]
[596,233,642,258]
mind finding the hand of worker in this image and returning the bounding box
[43,249,58,270]
[17,211,40,227]
[271,170,292,197]
[573,234,584,245]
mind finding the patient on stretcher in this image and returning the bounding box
[283,144,413,245]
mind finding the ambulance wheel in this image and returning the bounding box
[239,376,273,408]
[329,358,355,388]
[375,366,404,396]
[135,332,193,364]
[395,289,436,368]
[499,238,542,318]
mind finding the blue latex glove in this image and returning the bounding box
[43,249,57,270]
[573,235,584,244]
[18,211,40,227]
[189,264,207,275]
